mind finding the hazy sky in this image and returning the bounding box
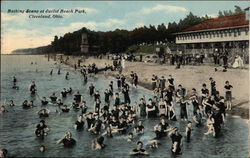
[1,1,249,54]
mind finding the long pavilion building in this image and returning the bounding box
[174,13,249,59]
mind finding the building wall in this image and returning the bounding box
[176,26,249,44]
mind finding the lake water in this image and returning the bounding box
[0,55,249,157]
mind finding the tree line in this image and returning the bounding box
[12,6,245,55]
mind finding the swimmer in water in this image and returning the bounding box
[129,141,149,156]
[4,100,15,107]
[66,87,72,94]
[73,91,82,103]
[37,108,55,118]
[0,105,8,114]
[12,76,19,89]
[29,81,37,94]
[0,148,8,158]
[127,132,133,142]
[134,120,144,134]
[193,108,203,127]
[39,145,45,152]
[58,68,61,75]
[185,121,192,143]
[35,120,49,137]
[79,101,88,115]
[50,69,53,75]
[59,104,72,113]
[74,115,85,131]
[37,96,49,106]
[169,127,183,155]
[57,131,76,148]
[65,72,69,80]
[72,100,80,110]
[204,112,215,136]
[61,88,67,98]
[92,136,105,150]
[37,108,49,117]
[22,100,34,109]
[89,83,95,96]
[49,92,57,103]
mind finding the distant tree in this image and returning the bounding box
[218,11,224,17]
[234,5,244,14]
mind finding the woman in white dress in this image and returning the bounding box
[232,55,244,68]
[121,57,125,69]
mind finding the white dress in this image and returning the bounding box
[232,56,244,68]
[121,58,125,69]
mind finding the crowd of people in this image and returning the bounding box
[0,56,235,157]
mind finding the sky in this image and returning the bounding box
[1,1,249,54]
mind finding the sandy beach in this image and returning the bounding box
[59,55,249,119]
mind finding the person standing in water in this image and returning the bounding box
[169,127,183,155]
[74,115,85,131]
[224,81,233,110]
[179,97,188,121]
[116,74,122,90]
[122,86,131,104]
[12,76,18,89]
[35,120,49,137]
[49,92,57,103]
[151,74,157,90]
[57,68,61,75]
[61,88,67,98]
[65,72,69,80]
[73,91,82,103]
[92,136,106,150]
[50,69,53,75]
[138,97,147,117]
[29,81,37,94]
[185,121,192,143]
[129,141,149,156]
[57,131,76,148]
[89,83,95,96]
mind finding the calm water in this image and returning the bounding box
[0,55,249,157]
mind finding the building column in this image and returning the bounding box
[222,42,226,53]
[192,43,195,55]
[184,44,187,54]
[211,42,214,54]
[201,43,204,53]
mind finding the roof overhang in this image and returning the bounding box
[173,25,249,35]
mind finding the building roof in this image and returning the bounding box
[180,13,249,33]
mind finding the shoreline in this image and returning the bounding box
[52,55,249,120]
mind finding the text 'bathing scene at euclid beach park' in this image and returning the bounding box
[0,1,250,158]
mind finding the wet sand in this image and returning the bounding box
[58,55,249,119]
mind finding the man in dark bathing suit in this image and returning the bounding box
[57,131,76,148]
